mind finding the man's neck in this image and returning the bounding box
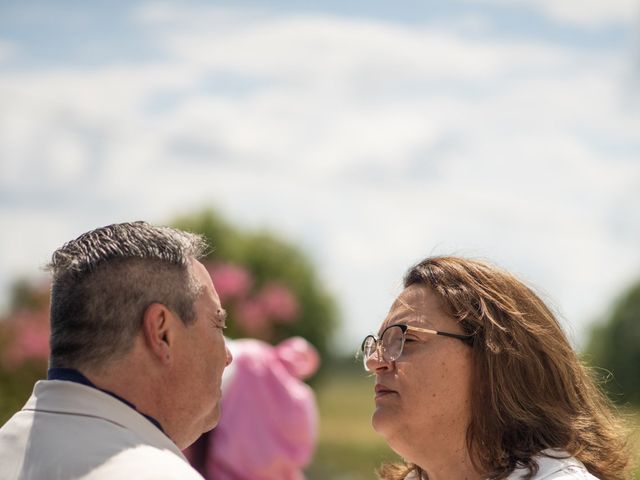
[49,364,167,436]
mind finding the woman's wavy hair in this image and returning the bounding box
[378,256,632,480]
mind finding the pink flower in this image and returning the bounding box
[236,299,270,337]
[1,310,50,369]
[257,283,299,324]
[206,263,252,302]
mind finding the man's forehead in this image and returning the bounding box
[189,257,207,274]
[190,258,213,286]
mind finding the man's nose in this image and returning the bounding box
[224,344,233,366]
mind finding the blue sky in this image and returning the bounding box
[1,0,639,353]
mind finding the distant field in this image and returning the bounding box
[307,367,640,480]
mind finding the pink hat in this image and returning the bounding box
[203,337,320,480]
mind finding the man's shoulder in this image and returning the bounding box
[83,445,203,480]
[0,411,202,480]
[0,381,202,480]
[1,381,158,448]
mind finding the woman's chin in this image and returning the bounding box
[371,406,396,438]
[373,409,415,455]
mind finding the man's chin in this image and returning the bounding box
[203,402,221,432]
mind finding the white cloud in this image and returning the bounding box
[0,40,15,63]
[1,4,639,351]
[147,10,575,84]
[530,0,639,28]
[465,0,639,28]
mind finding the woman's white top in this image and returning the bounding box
[506,452,597,479]
[405,451,598,479]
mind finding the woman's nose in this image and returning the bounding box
[365,344,392,372]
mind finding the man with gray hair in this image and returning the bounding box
[0,221,232,479]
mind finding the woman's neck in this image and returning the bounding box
[409,444,483,480]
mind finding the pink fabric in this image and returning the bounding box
[205,337,320,480]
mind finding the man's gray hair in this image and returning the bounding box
[47,221,208,371]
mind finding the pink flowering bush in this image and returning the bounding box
[173,209,338,361]
[0,280,51,423]
[257,283,299,323]
[206,262,300,342]
[206,263,252,302]
[0,279,51,371]
[1,310,50,370]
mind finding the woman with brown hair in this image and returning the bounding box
[361,256,632,480]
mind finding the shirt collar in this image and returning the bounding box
[47,367,165,434]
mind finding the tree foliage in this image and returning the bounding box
[585,278,640,405]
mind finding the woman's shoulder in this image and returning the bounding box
[403,472,421,480]
[506,450,598,480]
[401,451,598,480]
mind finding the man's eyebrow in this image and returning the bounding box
[218,309,228,322]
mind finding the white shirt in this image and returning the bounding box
[405,451,598,479]
[506,451,597,479]
[0,380,204,480]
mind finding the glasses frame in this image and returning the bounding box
[360,323,474,371]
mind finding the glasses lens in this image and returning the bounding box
[362,336,377,370]
[381,325,404,362]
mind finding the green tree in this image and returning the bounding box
[171,208,339,364]
[586,278,640,405]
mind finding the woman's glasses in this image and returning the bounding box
[360,323,474,371]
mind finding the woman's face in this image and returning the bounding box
[367,284,474,464]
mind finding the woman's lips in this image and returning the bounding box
[375,383,397,399]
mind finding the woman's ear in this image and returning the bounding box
[141,303,175,365]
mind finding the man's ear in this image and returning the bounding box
[141,303,175,365]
